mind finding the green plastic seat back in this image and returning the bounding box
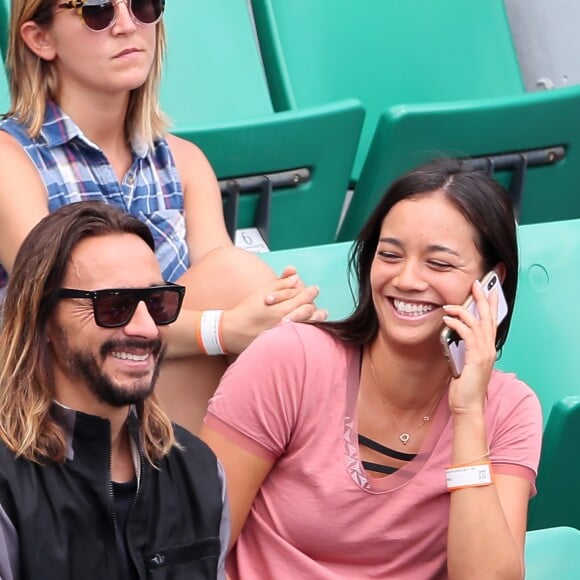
[525,525,580,579]
[526,398,580,531]
[160,1,364,250]
[0,61,8,114]
[340,87,580,239]
[498,218,580,530]
[177,102,363,250]
[260,241,355,319]
[0,0,9,113]
[0,0,8,62]
[251,0,524,180]
[498,218,580,420]
[160,1,273,124]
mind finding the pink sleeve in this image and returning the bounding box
[204,323,307,463]
[488,373,543,496]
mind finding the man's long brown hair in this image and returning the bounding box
[0,201,177,464]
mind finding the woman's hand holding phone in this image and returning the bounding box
[440,270,508,378]
[441,271,508,416]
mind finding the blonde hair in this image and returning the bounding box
[6,0,168,145]
[0,201,177,464]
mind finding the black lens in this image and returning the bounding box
[82,1,116,31]
[130,0,164,24]
[144,288,181,325]
[95,292,139,327]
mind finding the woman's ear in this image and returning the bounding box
[20,21,57,61]
[494,262,507,284]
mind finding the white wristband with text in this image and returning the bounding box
[446,463,493,491]
[199,310,226,356]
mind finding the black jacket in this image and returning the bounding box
[0,404,228,580]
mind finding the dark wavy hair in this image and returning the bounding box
[319,158,518,351]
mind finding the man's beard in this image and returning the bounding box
[60,335,165,407]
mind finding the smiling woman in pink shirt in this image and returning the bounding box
[201,158,542,579]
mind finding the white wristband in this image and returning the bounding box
[446,463,493,491]
[198,310,226,356]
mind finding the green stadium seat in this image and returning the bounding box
[0,0,9,113]
[262,217,580,530]
[176,103,363,251]
[251,0,524,181]
[498,218,580,424]
[339,87,580,240]
[261,240,355,320]
[0,0,7,62]
[0,62,8,115]
[525,526,580,579]
[251,0,580,236]
[526,398,580,531]
[160,1,363,250]
[497,217,580,530]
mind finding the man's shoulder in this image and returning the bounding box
[169,424,219,465]
[0,440,22,467]
[0,441,38,496]
[157,426,223,496]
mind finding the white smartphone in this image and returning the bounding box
[440,270,508,378]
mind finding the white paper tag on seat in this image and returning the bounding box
[234,228,270,253]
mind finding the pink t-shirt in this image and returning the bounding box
[205,322,542,579]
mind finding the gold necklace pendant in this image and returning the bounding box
[367,350,444,447]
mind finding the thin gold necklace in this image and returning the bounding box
[367,352,443,445]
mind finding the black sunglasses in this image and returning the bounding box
[56,0,165,32]
[57,283,185,328]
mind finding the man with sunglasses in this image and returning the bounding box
[0,202,229,580]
